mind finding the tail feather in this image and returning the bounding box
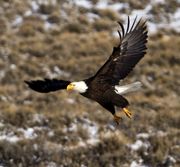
[115,81,142,95]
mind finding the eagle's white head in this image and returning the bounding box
[66,81,88,93]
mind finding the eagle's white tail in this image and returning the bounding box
[115,81,142,95]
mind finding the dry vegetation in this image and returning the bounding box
[0,0,179,166]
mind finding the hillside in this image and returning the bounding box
[0,0,179,166]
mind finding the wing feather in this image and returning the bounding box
[93,17,148,85]
[118,21,125,37]
[126,16,130,34]
[25,79,70,93]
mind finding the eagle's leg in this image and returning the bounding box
[123,108,132,118]
[113,114,122,124]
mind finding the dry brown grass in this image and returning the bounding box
[0,0,179,166]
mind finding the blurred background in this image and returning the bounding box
[0,0,179,166]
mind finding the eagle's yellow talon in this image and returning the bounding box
[113,114,122,125]
[123,108,132,119]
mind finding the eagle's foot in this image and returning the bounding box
[113,114,122,125]
[123,108,132,119]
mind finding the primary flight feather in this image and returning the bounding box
[25,17,148,124]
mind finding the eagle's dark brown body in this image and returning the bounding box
[81,77,129,115]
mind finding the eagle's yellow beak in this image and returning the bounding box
[67,83,74,91]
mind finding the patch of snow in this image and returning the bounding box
[129,140,144,151]
[33,113,44,123]
[86,12,100,22]
[130,160,148,167]
[166,155,176,164]
[12,15,23,27]
[0,96,7,102]
[70,0,128,11]
[0,164,5,167]
[130,4,152,18]
[66,98,75,104]
[19,128,37,139]
[46,161,58,167]
[162,155,176,167]
[0,132,20,143]
[150,0,166,5]
[86,138,100,145]
[119,4,180,34]
[0,122,4,127]
[53,66,70,77]
[95,0,108,9]
[0,124,54,143]
[10,64,16,70]
[34,126,50,131]
[108,3,129,11]
[39,14,48,20]
[81,164,87,167]
[43,66,70,78]
[77,117,99,138]
[173,8,180,20]
[64,117,100,148]
[48,131,54,137]
[33,114,50,125]
[36,0,57,5]
[60,10,68,19]
[169,8,180,33]
[67,123,77,132]
[96,1,129,11]
[137,133,150,139]
[86,123,98,137]
[33,143,38,151]
[152,0,165,5]
[24,10,32,17]
[106,123,116,131]
[0,71,5,80]
[0,125,53,143]
[156,130,167,137]
[131,161,138,167]
[71,0,93,9]
[31,1,39,11]
[128,140,150,151]
[44,21,54,30]
[67,137,100,150]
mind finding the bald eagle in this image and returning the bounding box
[25,17,148,124]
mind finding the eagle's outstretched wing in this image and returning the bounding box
[25,79,70,93]
[93,17,148,85]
